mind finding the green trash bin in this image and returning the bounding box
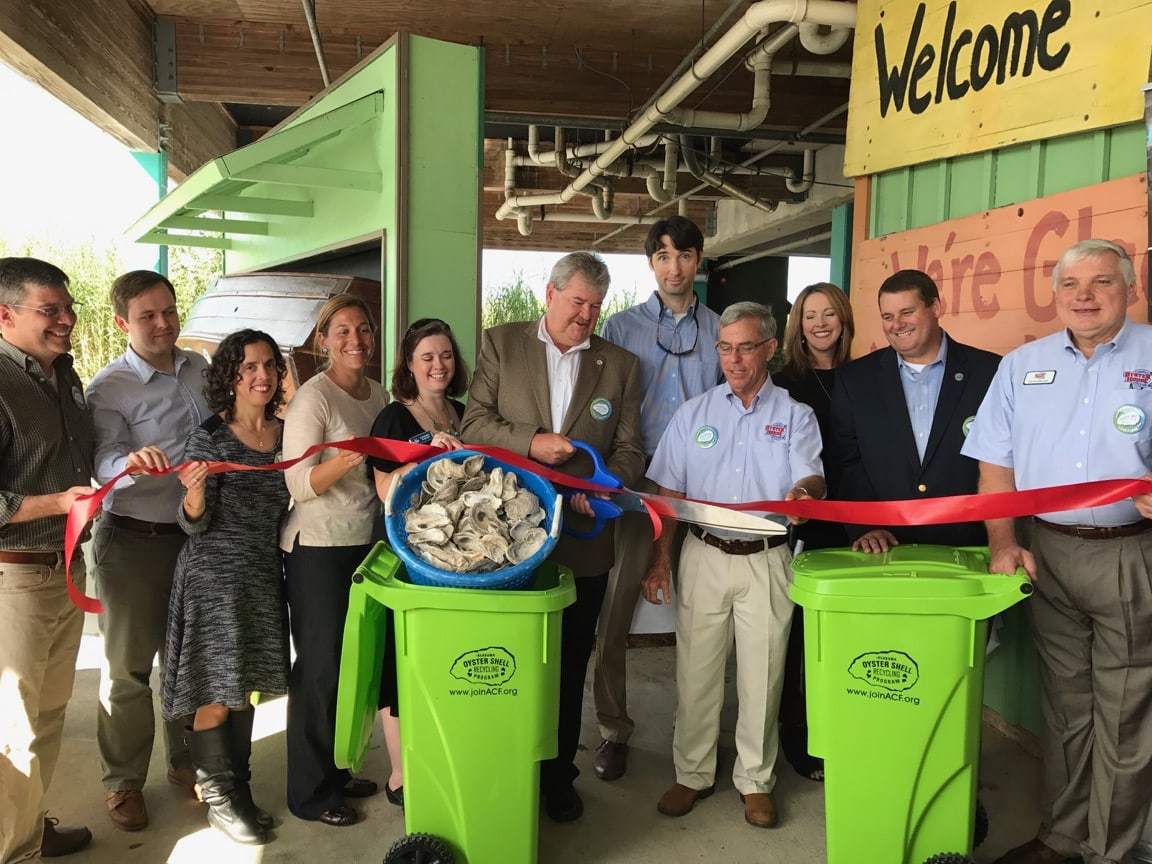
[789,545,1033,864]
[335,541,576,864]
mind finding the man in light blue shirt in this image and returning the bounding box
[641,302,823,830]
[85,271,209,832]
[963,239,1152,864]
[590,216,722,782]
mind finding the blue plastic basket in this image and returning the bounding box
[383,449,563,589]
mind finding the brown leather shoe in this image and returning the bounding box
[992,837,1081,864]
[741,792,778,828]
[167,764,198,796]
[41,818,93,857]
[592,739,628,781]
[106,789,148,831]
[656,782,715,817]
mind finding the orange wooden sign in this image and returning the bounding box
[851,174,1150,357]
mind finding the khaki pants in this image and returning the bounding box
[593,475,685,744]
[1030,526,1152,864]
[671,532,793,795]
[0,557,84,864]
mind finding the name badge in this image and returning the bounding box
[409,430,434,444]
[1023,370,1055,385]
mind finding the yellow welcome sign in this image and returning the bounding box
[845,0,1152,176]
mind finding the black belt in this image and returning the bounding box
[1034,517,1152,541]
[106,513,184,536]
[0,550,63,566]
[689,524,786,555]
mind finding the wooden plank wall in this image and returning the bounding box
[0,0,235,178]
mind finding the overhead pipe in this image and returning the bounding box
[591,101,848,247]
[664,24,797,132]
[301,0,331,87]
[681,135,777,214]
[496,0,857,221]
[798,20,852,54]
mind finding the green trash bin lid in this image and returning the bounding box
[789,544,1033,619]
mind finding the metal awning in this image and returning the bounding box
[127,91,384,249]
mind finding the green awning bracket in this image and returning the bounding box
[128,90,385,249]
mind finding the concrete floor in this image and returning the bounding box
[43,615,1044,864]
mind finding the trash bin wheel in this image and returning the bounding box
[384,833,455,864]
[974,798,988,847]
[921,855,973,864]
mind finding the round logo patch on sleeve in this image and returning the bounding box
[962,416,975,437]
[694,425,718,448]
[589,398,613,421]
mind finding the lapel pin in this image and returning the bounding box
[597,359,604,366]
[954,372,964,382]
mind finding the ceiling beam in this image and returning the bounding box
[0,0,236,179]
[162,17,849,129]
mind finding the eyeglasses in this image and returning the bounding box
[655,300,699,356]
[7,302,82,319]
[715,339,769,357]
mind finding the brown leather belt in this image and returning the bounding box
[0,550,62,566]
[1034,517,1152,540]
[690,524,787,555]
[106,513,184,536]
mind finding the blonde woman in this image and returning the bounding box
[280,295,388,827]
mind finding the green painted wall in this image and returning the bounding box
[221,35,482,374]
[869,124,1145,239]
[863,122,1147,735]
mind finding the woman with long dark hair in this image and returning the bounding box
[162,329,291,845]
[364,317,469,806]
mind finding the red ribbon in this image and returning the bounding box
[64,437,1152,614]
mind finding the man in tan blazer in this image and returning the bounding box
[462,251,645,823]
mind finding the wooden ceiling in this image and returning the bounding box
[145,0,855,253]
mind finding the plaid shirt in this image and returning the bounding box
[0,336,94,551]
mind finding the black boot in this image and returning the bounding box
[190,721,269,845]
[228,706,274,828]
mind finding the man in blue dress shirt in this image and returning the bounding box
[85,271,209,831]
[963,239,1152,864]
[641,301,823,830]
[591,216,722,782]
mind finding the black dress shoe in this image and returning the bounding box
[592,739,628,781]
[342,777,379,798]
[543,785,584,823]
[384,784,404,807]
[318,805,359,827]
[41,818,92,858]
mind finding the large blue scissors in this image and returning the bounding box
[562,440,648,539]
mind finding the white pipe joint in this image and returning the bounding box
[785,149,815,194]
[798,20,852,54]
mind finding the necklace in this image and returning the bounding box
[234,418,269,448]
[414,395,458,435]
[811,366,834,403]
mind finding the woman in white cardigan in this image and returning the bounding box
[280,294,393,827]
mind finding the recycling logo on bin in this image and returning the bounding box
[848,650,920,693]
[449,646,519,696]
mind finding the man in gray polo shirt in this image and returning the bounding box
[0,257,95,860]
[86,270,210,831]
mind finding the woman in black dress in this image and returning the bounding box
[772,283,855,782]
[365,318,470,804]
[163,329,290,845]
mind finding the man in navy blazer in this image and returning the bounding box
[828,269,1001,551]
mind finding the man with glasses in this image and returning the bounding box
[828,269,1000,551]
[640,301,822,829]
[462,251,646,823]
[0,257,95,860]
[85,271,209,831]
[590,216,722,782]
